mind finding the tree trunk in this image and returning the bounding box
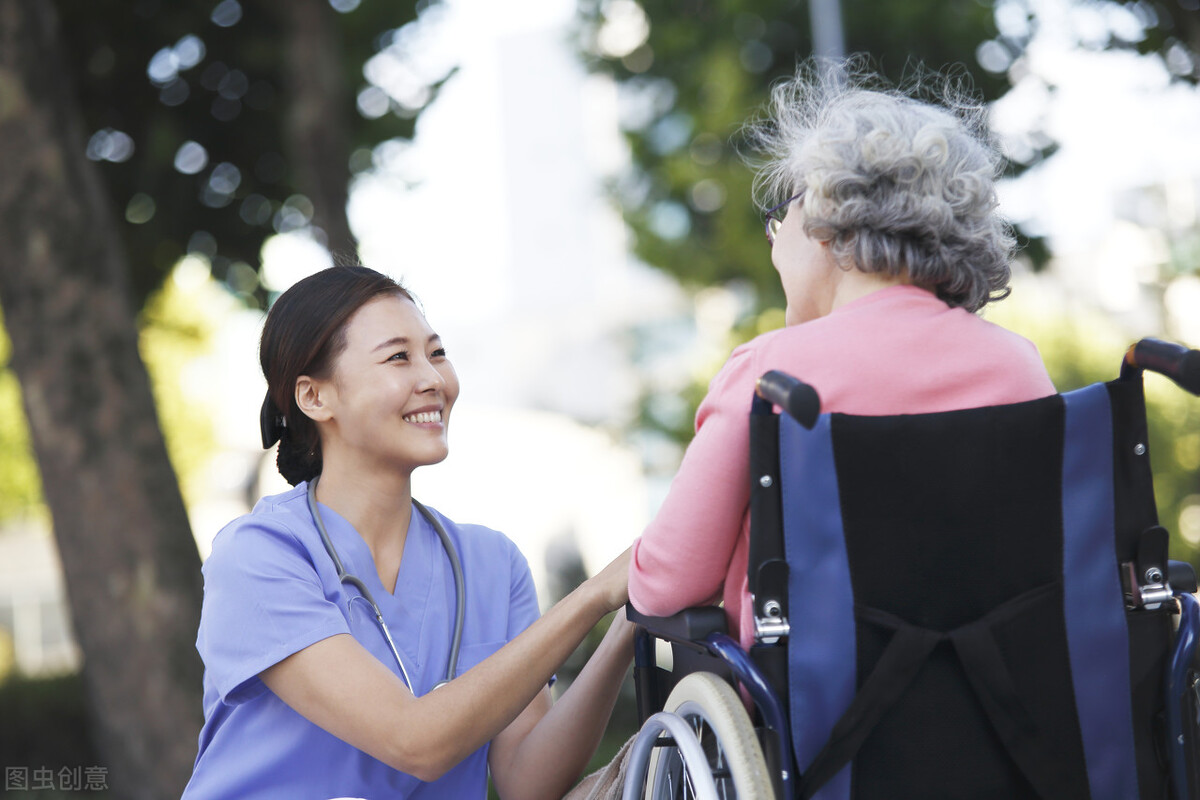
[0,2,204,798]
[272,0,360,261]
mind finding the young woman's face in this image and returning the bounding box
[313,294,460,475]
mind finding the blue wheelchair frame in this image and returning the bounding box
[630,338,1200,800]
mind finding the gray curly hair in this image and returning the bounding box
[745,61,1015,313]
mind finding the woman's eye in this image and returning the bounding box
[388,351,410,362]
[431,347,448,359]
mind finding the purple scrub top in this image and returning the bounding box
[182,482,541,799]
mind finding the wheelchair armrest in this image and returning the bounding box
[626,603,727,644]
[1170,560,1198,594]
[628,604,730,724]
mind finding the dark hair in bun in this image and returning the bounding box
[258,266,412,485]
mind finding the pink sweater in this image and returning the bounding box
[628,285,1056,650]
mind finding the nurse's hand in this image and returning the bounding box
[586,546,631,613]
[262,549,633,785]
[488,580,636,799]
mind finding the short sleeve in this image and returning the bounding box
[503,542,554,686]
[197,518,351,705]
[505,545,541,641]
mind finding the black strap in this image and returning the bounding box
[797,583,1072,799]
[795,616,942,797]
[950,616,1077,799]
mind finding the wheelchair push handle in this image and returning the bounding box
[1122,338,1200,396]
[756,371,820,428]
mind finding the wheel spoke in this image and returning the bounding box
[680,712,738,798]
[648,674,773,800]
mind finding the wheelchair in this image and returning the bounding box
[623,338,1200,800]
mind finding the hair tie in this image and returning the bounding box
[259,392,288,449]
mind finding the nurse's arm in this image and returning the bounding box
[259,547,630,783]
[488,609,635,800]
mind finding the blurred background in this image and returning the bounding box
[0,0,1198,796]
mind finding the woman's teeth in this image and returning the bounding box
[404,411,442,424]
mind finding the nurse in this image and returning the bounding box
[183,265,634,799]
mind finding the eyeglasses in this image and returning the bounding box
[764,191,805,245]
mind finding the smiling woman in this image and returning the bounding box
[293,294,460,484]
[182,265,634,799]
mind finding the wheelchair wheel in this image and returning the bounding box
[645,672,773,799]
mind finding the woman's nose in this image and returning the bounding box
[415,359,446,392]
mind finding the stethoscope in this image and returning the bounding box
[306,477,465,693]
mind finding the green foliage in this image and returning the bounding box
[56,0,447,309]
[1145,381,1200,562]
[0,374,44,523]
[979,0,1199,83]
[0,315,47,524]
[137,261,229,506]
[988,290,1200,564]
[579,1,1194,304]
[0,267,225,522]
[582,0,1200,562]
[578,0,1007,305]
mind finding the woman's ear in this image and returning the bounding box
[295,376,334,423]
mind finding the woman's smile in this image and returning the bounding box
[403,408,444,426]
[310,294,460,474]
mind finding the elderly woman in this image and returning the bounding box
[628,65,1057,651]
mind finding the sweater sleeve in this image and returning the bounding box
[629,345,758,616]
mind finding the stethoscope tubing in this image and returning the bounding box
[306,477,465,693]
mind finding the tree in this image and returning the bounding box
[971,0,1198,235]
[56,0,452,309]
[1,0,449,794]
[972,0,1200,555]
[577,0,1195,306]
[0,3,203,795]
[974,0,1199,85]
[577,0,1200,560]
[577,0,1007,309]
